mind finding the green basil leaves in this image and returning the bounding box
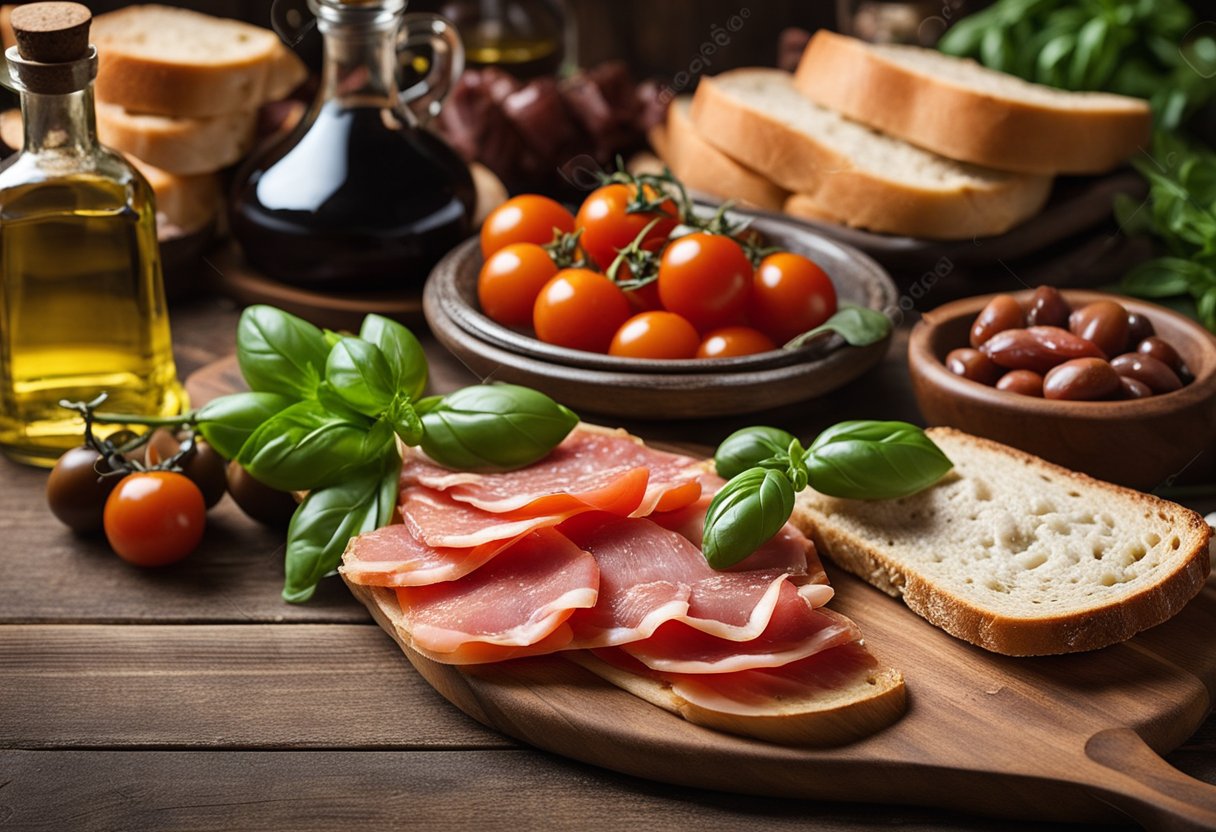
[704,421,952,568]
[784,305,892,350]
[236,305,329,399]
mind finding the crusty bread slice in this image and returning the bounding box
[791,428,1211,656]
[663,96,790,213]
[95,102,257,176]
[0,109,218,236]
[345,577,905,746]
[91,5,306,118]
[794,31,1151,176]
[690,69,1052,240]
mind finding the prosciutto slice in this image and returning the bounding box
[394,528,599,664]
[561,513,825,649]
[400,428,703,518]
[340,523,517,588]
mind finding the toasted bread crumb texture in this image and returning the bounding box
[793,428,1210,655]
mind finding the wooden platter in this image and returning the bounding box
[424,216,899,420]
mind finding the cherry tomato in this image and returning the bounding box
[575,183,679,270]
[750,252,837,343]
[46,446,122,533]
[658,233,752,331]
[477,242,559,326]
[533,268,632,353]
[624,281,662,313]
[480,195,575,258]
[696,326,777,359]
[609,311,701,359]
[103,471,206,567]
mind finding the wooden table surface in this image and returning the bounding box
[3,293,1215,831]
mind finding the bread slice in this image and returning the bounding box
[91,5,306,118]
[0,109,218,236]
[345,577,905,746]
[662,96,790,213]
[794,31,1151,176]
[791,428,1211,656]
[690,69,1052,240]
[94,102,257,176]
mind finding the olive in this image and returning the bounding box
[1110,353,1182,394]
[995,370,1044,397]
[1125,312,1155,347]
[1118,376,1154,400]
[1069,301,1129,359]
[143,429,227,508]
[227,460,298,528]
[1043,358,1121,401]
[970,295,1024,348]
[1025,286,1071,329]
[980,326,1104,374]
[46,446,123,533]
[1136,337,1183,375]
[946,347,1004,385]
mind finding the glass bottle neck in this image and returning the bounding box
[20,85,99,158]
[317,14,403,111]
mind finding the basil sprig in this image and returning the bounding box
[784,305,892,351]
[193,305,577,603]
[702,421,952,568]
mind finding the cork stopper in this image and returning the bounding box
[11,3,91,64]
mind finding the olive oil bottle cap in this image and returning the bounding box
[6,2,96,95]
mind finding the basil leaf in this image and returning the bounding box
[282,453,401,603]
[389,395,424,446]
[1120,258,1197,298]
[236,305,329,399]
[360,314,427,401]
[784,305,892,350]
[237,400,392,492]
[806,420,953,501]
[714,426,796,479]
[194,392,295,460]
[326,337,395,417]
[702,468,795,569]
[419,384,578,471]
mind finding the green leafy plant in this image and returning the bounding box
[783,305,892,350]
[84,305,578,602]
[702,422,952,568]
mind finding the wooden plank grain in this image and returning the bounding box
[0,624,507,749]
[0,749,1084,832]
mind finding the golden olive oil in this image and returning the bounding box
[0,172,185,466]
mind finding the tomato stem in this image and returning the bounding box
[90,410,197,427]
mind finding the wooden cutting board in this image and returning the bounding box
[188,360,1216,828]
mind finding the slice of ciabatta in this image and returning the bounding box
[689,69,1052,240]
[663,96,790,213]
[94,102,257,176]
[794,31,1151,176]
[91,5,306,118]
[791,428,1211,657]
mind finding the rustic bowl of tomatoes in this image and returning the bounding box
[424,184,899,419]
[909,289,1216,490]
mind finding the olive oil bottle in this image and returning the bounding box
[0,3,184,466]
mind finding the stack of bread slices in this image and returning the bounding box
[655,31,1152,241]
[1,4,306,238]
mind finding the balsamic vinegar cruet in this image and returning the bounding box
[230,0,475,292]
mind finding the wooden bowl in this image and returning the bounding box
[908,290,1216,490]
[424,215,899,419]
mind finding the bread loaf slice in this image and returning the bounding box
[794,31,1151,176]
[791,428,1211,656]
[690,69,1052,240]
[95,102,257,176]
[91,5,306,118]
[663,96,789,213]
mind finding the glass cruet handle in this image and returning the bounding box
[397,13,464,125]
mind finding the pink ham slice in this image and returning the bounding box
[394,528,599,664]
[590,641,881,717]
[401,488,575,549]
[400,428,703,518]
[560,513,826,649]
[618,586,859,673]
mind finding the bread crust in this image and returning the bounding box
[791,427,1212,656]
[689,70,1052,240]
[794,31,1151,176]
[95,103,256,176]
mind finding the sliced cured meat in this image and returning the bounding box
[400,427,703,518]
[561,513,818,648]
[619,585,859,673]
[590,641,883,718]
[340,523,517,588]
[394,528,598,664]
[400,488,573,549]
